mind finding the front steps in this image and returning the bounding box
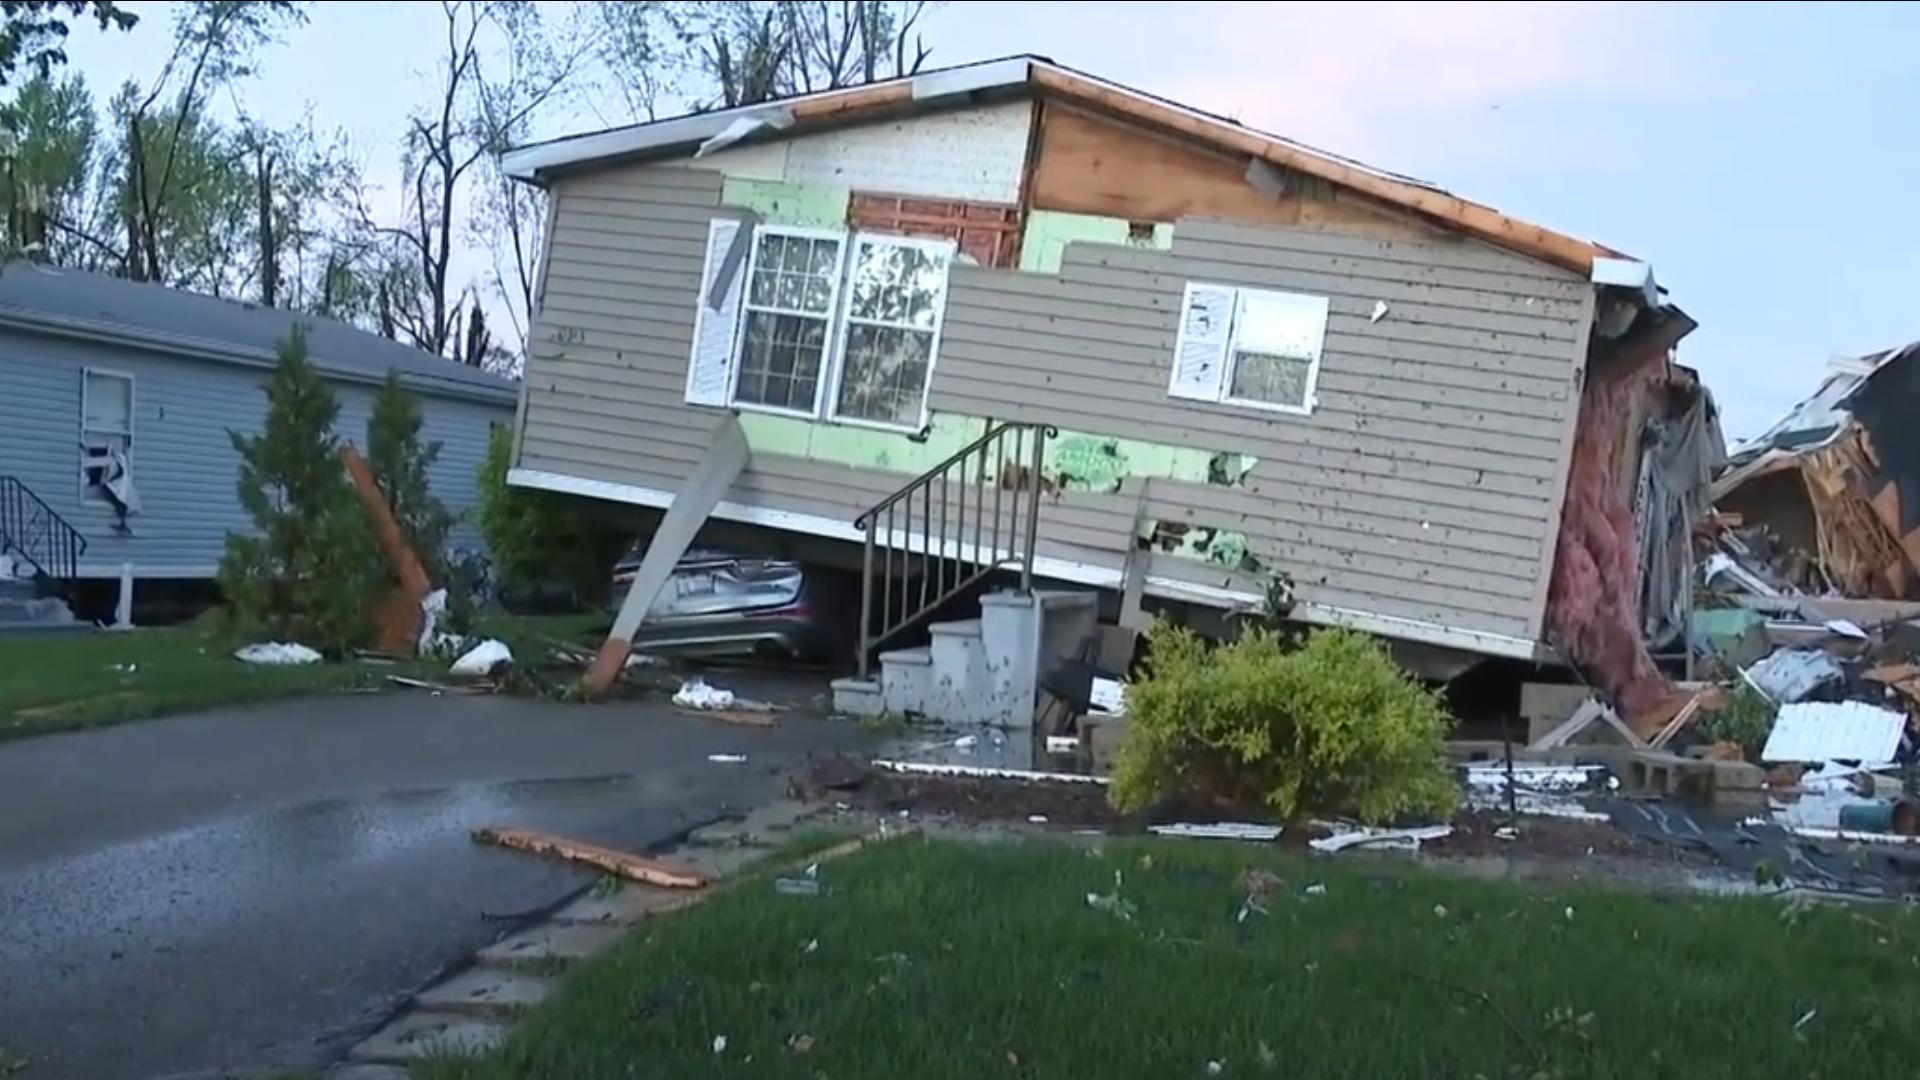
[832,588,1098,727]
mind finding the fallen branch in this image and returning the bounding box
[684,708,779,727]
[472,827,710,889]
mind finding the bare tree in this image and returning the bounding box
[657,1,936,110]
[373,0,586,363]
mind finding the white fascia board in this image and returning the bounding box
[1591,257,1660,306]
[502,57,1035,181]
[507,466,1546,661]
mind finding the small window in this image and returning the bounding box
[830,234,953,430]
[80,368,134,503]
[1168,282,1328,415]
[1225,289,1328,413]
[732,228,845,415]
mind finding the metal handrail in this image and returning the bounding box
[0,476,87,582]
[853,421,1055,678]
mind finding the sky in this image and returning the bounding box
[52,1,1920,441]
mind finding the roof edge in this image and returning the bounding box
[0,305,519,406]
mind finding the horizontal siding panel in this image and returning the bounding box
[936,374,1566,484]
[1066,261,1578,343]
[555,195,727,227]
[1148,482,1546,554]
[1072,244,1588,321]
[548,231,709,265]
[1173,217,1584,285]
[1145,553,1532,639]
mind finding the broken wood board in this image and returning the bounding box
[682,708,778,727]
[472,827,710,889]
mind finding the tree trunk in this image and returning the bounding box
[257,152,278,307]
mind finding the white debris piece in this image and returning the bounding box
[1369,299,1389,323]
[707,753,747,765]
[1825,619,1868,640]
[673,677,736,710]
[416,588,448,655]
[1462,763,1606,793]
[1148,822,1283,841]
[952,734,978,749]
[234,642,321,665]
[1045,735,1079,754]
[1308,823,1453,854]
[1303,883,1326,897]
[712,1034,728,1054]
[1745,649,1844,704]
[1089,676,1127,716]
[1762,700,1905,765]
[449,638,513,676]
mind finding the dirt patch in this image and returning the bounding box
[1427,809,1717,869]
[808,757,1125,829]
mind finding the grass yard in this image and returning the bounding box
[0,612,606,741]
[421,834,1920,1080]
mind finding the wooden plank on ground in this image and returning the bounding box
[473,827,710,889]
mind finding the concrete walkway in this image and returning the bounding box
[0,684,873,1080]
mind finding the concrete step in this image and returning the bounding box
[474,921,627,971]
[830,675,884,717]
[880,646,932,716]
[349,1008,510,1064]
[928,617,983,638]
[414,967,557,1018]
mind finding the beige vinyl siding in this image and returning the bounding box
[932,217,1592,642]
[516,162,1135,577]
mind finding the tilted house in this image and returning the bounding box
[501,56,1693,721]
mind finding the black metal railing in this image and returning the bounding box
[0,476,86,582]
[853,421,1055,678]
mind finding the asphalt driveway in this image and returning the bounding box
[0,681,875,1080]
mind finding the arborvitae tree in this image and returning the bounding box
[366,369,452,580]
[217,325,382,653]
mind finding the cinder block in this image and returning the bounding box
[1086,716,1130,773]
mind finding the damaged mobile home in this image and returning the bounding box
[498,56,1708,723]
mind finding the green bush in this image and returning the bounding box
[1696,685,1775,761]
[476,424,628,607]
[1110,622,1458,824]
[217,326,385,655]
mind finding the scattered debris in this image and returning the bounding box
[1745,648,1844,703]
[1369,299,1389,323]
[698,709,779,727]
[1045,735,1080,754]
[471,827,710,889]
[1148,822,1283,841]
[787,1033,815,1054]
[233,642,321,665]
[707,753,748,765]
[1309,823,1454,854]
[774,876,824,897]
[674,677,736,710]
[1089,676,1126,715]
[1027,814,1049,824]
[1303,882,1326,897]
[712,1034,728,1055]
[449,639,513,677]
[871,758,1111,785]
[1761,700,1905,765]
[1086,870,1136,920]
[385,674,485,695]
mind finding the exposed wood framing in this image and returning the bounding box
[1027,66,1606,272]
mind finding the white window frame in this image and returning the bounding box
[823,231,956,435]
[79,366,135,504]
[727,225,849,420]
[1169,282,1328,417]
[1221,287,1327,417]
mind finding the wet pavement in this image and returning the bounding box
[0,684,873,1080]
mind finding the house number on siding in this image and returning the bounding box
[551,326,586,345]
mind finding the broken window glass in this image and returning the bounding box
[734,229,843,413]
[1223,288,1327,412]
[833,236,951,428]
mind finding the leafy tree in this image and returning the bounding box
[0,1,135,87]
[477,423,626,608]
[0,70,92,259]
[218,326,383,654]
[366,369,453,580]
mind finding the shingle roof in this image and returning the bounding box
[0,262,515,403]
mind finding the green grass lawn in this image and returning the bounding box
[420,834,1920,1080]
[0,612,607,742]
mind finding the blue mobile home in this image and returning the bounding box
[0,264,513,605]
